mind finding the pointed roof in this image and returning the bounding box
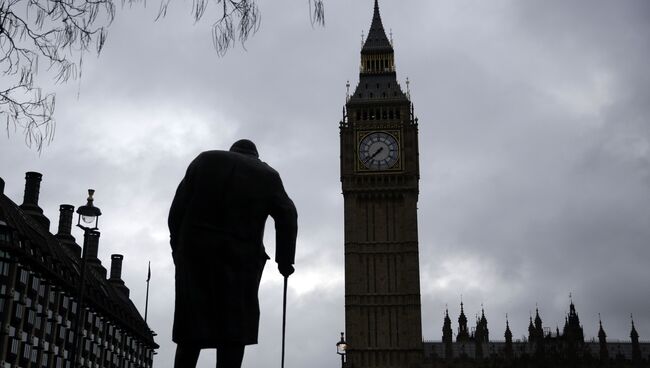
[631,315,639,340]
[362,0,393,54]
[458,301,467,324]
[534,308,543,329]
[443,307,453,341]
[598,317,607,339]
[480,307,487,325]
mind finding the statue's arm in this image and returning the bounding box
[269,173,298,266]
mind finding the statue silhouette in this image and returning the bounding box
[168,139,298,368]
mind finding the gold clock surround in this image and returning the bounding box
[355,129,403,173]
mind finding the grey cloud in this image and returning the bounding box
[2,0,650,367]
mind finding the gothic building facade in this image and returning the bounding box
[0,173,158,368]
[339,2,648,368]
[424,301,650,367]
[340,1,422,367]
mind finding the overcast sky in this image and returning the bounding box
[2,0,650,366]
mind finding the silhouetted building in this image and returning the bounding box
[339,2,650,368]
[0,173,158,367]
[340,0,423,367]
[424,301,650,367]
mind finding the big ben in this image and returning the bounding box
[340,1,423,367]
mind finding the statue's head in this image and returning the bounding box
[230,139,259,158]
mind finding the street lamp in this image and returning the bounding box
[336,332,347,368]
[76,189,102,230]
[70,189,101,367]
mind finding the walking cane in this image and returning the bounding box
[281,276,288,368]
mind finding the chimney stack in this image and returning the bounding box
[85,230,101,260]
[110,254,124,281]
[57,204,74,237]
[0,177,5,195]
[22,171,42,207]
[56,204,80,257]
[84,230,107,279]
[19,172,50,230]
[109,254,130,297]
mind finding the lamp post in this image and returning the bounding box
[70,189,101,367]
[336,332,347,368]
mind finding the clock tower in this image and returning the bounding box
[340,1,423,367]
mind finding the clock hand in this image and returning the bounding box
[364,147,384,162]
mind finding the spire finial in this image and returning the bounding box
[406,77,411,99]
[599,314,606,333]
[346,80,350,101]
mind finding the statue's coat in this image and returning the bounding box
[169,150,297,347]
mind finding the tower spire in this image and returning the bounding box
[631,314,641,362]
[598,314,609,361]
[457,300,469,342]
[504,315,513,358]
[362,0,393,53]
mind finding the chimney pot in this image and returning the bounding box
[22,171,43,208]
[110,254,124,280]
[84,230,100,260]
[57,204,80,258]
[20,171,50,230]
[57,204,75,237]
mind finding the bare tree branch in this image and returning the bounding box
[1,0,325,151]
[1,0,115,151]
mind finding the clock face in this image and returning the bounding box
[358,131,400,170]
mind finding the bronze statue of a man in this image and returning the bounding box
[168,139,298,368]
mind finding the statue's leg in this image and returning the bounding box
[216,343,245,368]
[174,344,200,368]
